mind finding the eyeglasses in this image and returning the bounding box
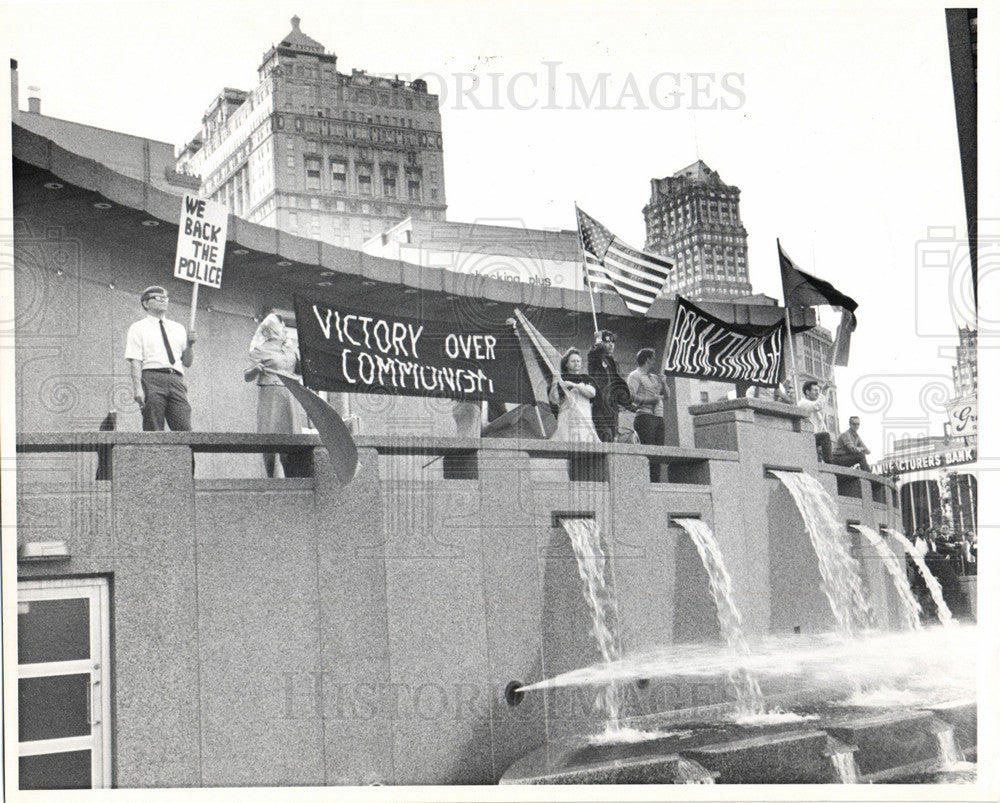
[147,295,169,302]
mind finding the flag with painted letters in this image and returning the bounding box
[576,206,674,315]
[663,296,784,387]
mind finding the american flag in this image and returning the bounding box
[576,206,674,315]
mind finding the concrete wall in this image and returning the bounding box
[16,423,902,787]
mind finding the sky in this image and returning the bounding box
[1,0,993,461]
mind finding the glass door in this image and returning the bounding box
[17,578,111,789]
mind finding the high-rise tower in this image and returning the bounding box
[642,160,752,299]
[175,16,447,249]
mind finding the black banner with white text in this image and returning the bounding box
[663,296,784,387]
[294,295,535,404]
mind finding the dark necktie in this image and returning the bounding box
[159,320,177,367]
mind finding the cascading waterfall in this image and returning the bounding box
[934,726,965,767]
[674,518,766,716]
[855,525,922,631]
[561,518,622,731]
[771,471,874,635]
[674,757,716,784]
[885,529,954,627]
[828,743,860,783]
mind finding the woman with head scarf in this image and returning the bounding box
[244,313,312,477]
[548,347,599,443]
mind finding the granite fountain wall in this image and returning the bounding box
[15,400,901,785]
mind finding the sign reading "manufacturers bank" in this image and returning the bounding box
[871,446,977,476]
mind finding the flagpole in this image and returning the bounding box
[575,203,600,334]
[783,306,801,402]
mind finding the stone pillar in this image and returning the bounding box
[689,399,834,636]
[112,443,201,787]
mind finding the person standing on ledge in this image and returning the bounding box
[587,329,630,443]
[627,347,668,481]
[627,348,668,446]
[830,416,872,471]
[797,379,833,462]
[125,285,196,431]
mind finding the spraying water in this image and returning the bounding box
[855,525,922,631]
[673,518,765,716]
[885,529,954,627]
[561,517,622,730]
[771,471,873,635]
[518,625,976,705]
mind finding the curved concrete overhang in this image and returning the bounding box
[13,123,815,335]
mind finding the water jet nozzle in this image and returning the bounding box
[504,680,525,707]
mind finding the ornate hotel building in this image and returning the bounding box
[175,16,447,248]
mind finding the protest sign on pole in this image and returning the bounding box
[173,193,229,330]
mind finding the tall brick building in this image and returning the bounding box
[642,160,753,300]
[175,16,447,248]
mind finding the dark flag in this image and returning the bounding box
[276,373,359,486]
[481,309,562,439]
[663,296,784,387]
[576,206,674,315]
[778,240,858,312]
[833,308,857,367]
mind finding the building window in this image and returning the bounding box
[305,157,321,190]
[382,165,397,198]
[17,578,112,790]
[357,165,373,196]
[330,160,347,193]
[406,169,422,201]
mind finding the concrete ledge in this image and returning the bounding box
[689,398,809,421]
[681,730,841,784]
[15,431,739,463]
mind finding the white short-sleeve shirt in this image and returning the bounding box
[125,315,188,373]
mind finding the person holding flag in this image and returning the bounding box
[587,329,631,443]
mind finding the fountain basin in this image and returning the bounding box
[824,711,955,778]
[499,700,976,784]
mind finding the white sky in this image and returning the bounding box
[1,0,994,461]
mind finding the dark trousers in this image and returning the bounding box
[592,408,619,443]
[828,452,871,471]
[141,370,192,431]
[634,412,665,482]
[264,450,315,478]
[814,432,832,462]
[633,412,665,446]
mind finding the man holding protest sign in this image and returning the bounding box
[125,286,197,430]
